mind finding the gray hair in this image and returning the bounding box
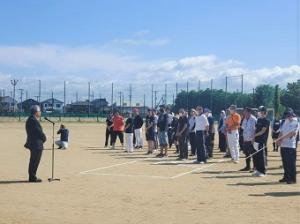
[30,105,41,115]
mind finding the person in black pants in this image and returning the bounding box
[252,106,270,177]
[188,109,197,156]
[176,108,189,160]
[218,110,227,152]
[104,112,113,148]
[272,118,281,152]
[24,105,46,183]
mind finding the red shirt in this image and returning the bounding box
[112,115,124,131]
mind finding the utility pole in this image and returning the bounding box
[18,89,24,112]
[151,84,154,108]
[154,90,158,108]
[88,82,91,116]
[38,80,41,103]
[118,91,122,113]
[164,84,167,106]
[186,81,189,110]
[210,79,213,110]
[63,81,66,113]
[111,82,114,112]
[129,84,132,108]
[241,74,244,94]
[10,79,19,113]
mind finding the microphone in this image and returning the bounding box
[44,117,55,124]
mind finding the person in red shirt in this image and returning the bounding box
[111,111,125,149]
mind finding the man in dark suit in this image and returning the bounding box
[24,105,46,182]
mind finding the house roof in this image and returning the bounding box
[0,96,17,103]
[17,99,39,105]
[41,98,63,104]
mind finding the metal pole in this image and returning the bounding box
[154,90,158,108]
[129,84,132,108]
[151,84,154,108]
[10,79,19,113]
[88,82,91,116]
[164,84,167,106]
[210,79,213,110]
[63,81,66,114]
[143,94,146,116]
[111,82,114,112]
[51,91,54,113]
[38,80,41,103]
[18,89,24,112]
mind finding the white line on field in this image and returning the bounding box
[81,172,170,179]
[170,164,215,179]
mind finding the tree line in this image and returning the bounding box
[173,79,300,118]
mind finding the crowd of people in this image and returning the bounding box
[104,105,299,184]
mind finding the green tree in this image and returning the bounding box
[280,80,300,115]
[254,84,275,108]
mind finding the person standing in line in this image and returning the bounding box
[204,108,214,159]
[133,108,144,149]
[225,105,241,163]
[153,109,159,150]
[170,113,179,152]
[239,114,245,152]
[124,112,134,153]
[194,106,209,164]
[24,105,46,182]
[156,106,169,157]
[276,109,299,184]
[111,111,125,150]
[240,107,257,171]
[55,124,69,149]
[188,109,197,156]
[166,107,174,148]
[272,118,281,152]
[251,106,270,177]
[145,109,155,154]
[218,110,227,152]
[104,112,113,148]
[176,108,189,160]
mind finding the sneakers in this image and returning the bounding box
[240,167,251,171]
[252,171,265,177]
[279,178,287,183]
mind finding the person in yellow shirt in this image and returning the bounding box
[225,105,241,163]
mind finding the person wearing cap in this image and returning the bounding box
[188,109,197,156]
[55,124,69,149]
[133,108,144,149]
[24,105,46,182]
[152,109,159,150]
[252,106,270,177]
[225,105,241,163]
[276,109,299,184]
[124,112,134,153]
[218,110,227,152]
[240,107,257,171]
[194,106,209,164]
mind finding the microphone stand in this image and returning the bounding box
[45,117,60,182]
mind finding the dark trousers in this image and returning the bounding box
[281,147,297,182]
[205,134,212,158]
[105,128,113,146]
[196,131,206,162]
[189,132,196,155]
[218,132,227,152]
[112,131,124,144]
[243,141,253,168]
[178,135,188,159]
[28,149,43,180]
[252,142,266,174]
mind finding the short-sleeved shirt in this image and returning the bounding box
[158,113,168,132]
[242,115,257,142]
[113,115,124,132]
[195,114,209,131]
[254,117,270,143]
[178,116,188,136]
[226,113,241,132]
[279,117,299,148]
[125,117,134,133]
[57,128,69,142]
[146,115,155,133]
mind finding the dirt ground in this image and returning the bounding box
[0,122,299,224]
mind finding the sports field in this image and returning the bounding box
[0,122,299,224]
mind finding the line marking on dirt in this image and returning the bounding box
[81,172,171,179]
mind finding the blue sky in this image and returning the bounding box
[0,0,299,104]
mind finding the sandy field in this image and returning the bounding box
[0,121,299,224]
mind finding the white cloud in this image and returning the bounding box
[0,44,299,104]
